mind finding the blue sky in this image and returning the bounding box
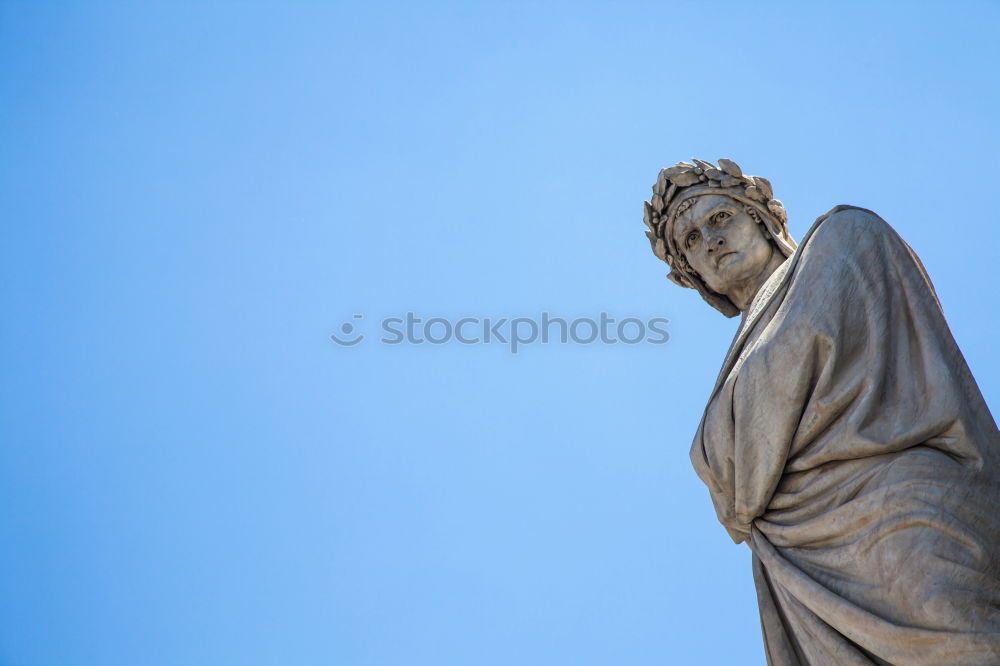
[1,2,999,664]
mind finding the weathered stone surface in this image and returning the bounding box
[641,160,1000,665]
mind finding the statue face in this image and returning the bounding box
[672,194,776,296]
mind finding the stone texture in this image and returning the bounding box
[644,163,1000,664]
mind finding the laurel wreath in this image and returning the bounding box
[642,158,788,273]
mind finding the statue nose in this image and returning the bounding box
[708,236,725,253]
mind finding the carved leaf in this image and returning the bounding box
[662,166,688,177]
[745,185,765,202]
[719,174,743,188]
[645,230,657,250]
[655,212,669,235]
[692,158,714,171]
[643,201,654,227]
[717,158,743,178]
[707,180,721,188]
[767,199,787,222]
[651,194,664,212]
[664,183,676,205]
[704,168,724,180]
[670,171,700,187]
[677,161,695,168]
[653,238,668,261]
[753,176,774,200]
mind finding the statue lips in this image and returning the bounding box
[716,250,738,268]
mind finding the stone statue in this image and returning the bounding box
[643,159,1000,665]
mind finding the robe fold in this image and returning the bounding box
[690,206,1000,665]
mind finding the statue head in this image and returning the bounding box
[643,159,797,317]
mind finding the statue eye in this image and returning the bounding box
[712,211,730,224]
[686,230,699,247]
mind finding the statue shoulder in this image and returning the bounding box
[792,205,937,303]
[803,205,902,254]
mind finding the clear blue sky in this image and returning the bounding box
[2,2,999,664]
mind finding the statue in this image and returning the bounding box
[642,159,1000,665]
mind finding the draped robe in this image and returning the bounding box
[690,206,1000,665]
